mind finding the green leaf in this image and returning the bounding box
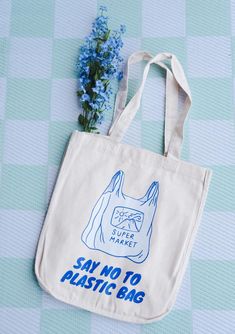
[94,112,99,121]
[103,30,111,41]
[77,90,83,97]
[94,72,99,81]
[78,114,86,126]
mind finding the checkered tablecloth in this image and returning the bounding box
[0,1,235,333]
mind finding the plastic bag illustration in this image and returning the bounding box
[81,170,159,263]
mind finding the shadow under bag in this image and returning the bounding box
[35,51,212,323]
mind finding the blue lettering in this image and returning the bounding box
[90,261,100,273]
[98,281,108,293]
[93,279,104,291]
[124,289,136,302]
[123,271,134,283]
[133,291,145,304]
[100,265,121,280]
[110,267,121,280]
[116,286,145,303]
[76,275,87,287]
[130,273,141,286]
[100,265,113,277]
[60,270,73,282]
[116,286,128,299]
[84,276,96,289]
[105,283,116,295]
[73,258,100,273]
[70,273,79,285]
[81,259,92,272]
[73,257,85,269]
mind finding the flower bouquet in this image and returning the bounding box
[76,6,126,133]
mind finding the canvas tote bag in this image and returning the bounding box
[35,51,212,323]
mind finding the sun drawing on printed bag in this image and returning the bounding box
[111,206,144,233]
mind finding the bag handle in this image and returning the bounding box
[108,51,192,159]
[139,181,159,207]
[104,170,124,197]
[112,51,153,122]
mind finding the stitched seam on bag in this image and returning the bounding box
[35,131,82,283]
[76,131,206,181]
[35,130,212,323]
[36,171,212,323]
[160,168,212,317]
[35,275,163,324]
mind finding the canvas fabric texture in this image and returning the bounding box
[35,51,212,324]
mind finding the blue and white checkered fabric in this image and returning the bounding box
[0,1,235,333]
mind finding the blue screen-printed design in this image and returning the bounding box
[111,206,144,232]
[81,170,159,264]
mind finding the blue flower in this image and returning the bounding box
[120,24,126,34]
[76,5,126,131]
[117,71,123,81]
[89,102,99,110]
[81,93,90,102]
[97,114,105,124]
[92,80,105,94]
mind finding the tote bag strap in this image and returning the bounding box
[108,51,192,159]
[112,51,153,122]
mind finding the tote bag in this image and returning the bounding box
[35,51,212,324]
